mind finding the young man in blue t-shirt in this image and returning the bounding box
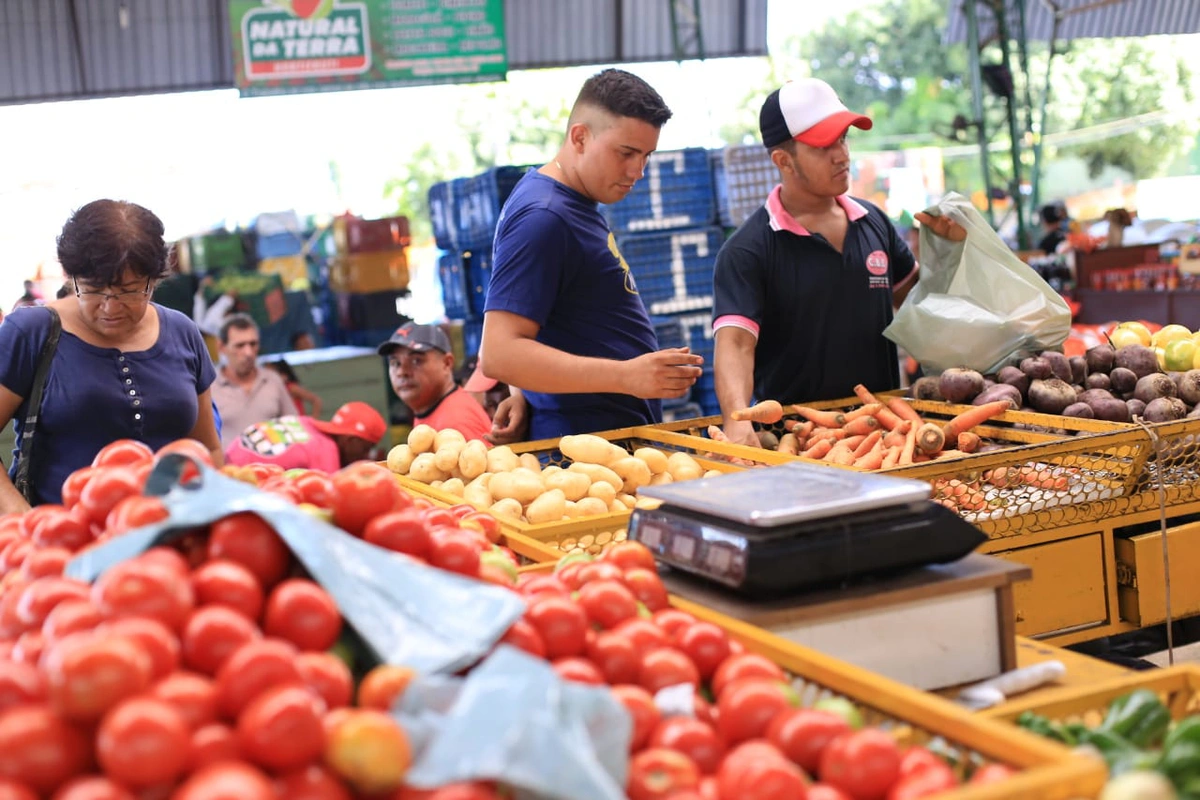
[480,69,703,441]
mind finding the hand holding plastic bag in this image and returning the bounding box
[883,192,1072,375]
[66,455,525,674]
[398,645,631,800]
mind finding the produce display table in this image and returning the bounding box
[664,554,1030,692]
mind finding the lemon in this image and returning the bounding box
[1117,321,1153,347]
[1165,340,1197,372]
[1152,324,1193,349]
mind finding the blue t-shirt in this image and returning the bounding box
[0,304,216,505]
[485,171,662,439]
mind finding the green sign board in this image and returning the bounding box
[230,0,507,97]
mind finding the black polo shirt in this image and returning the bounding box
[712,189,916,405]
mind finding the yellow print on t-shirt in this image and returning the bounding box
[607,233,639,295]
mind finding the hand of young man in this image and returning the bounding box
[486,391,529,446]
[914,211,967,242]
[620,348,704,400]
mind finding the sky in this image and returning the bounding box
[0,0,867,306]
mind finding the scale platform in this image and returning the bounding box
[631,463,986,597]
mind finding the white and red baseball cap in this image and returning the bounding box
[759,78,873,149]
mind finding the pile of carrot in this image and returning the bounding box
[726,386,1013,470]
[933,465,1077,512]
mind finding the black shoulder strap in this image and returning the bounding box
[13,307,62,504]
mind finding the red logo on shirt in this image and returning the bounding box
[866,250,889,276]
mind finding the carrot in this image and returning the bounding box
[899,422,917,465]
[934,449,968,460]
[852,385,904,431]
[842,403,883,422]
[942,401,1011,442]
[854,440,885,469]
[880,445,901,469]
[882,420,911,449]
[801,439,833,460]
[852,429,883,458]
[808,428,847,442]
[842,416,880,437]
[777,433,800,455]
[826,443,857,466]
[916,423,945,455]
[957,431,982,453]
[730,400,784,424]
[842,434,867,451]
[783,419,815,440]
[887,397,924,426]
[793,406,845,428]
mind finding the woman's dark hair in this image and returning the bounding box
[264,359,299,383]
[57,200,169,286]
[573,69,672,128]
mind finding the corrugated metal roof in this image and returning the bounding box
[1,0,768,106]
[944,0,1200,45]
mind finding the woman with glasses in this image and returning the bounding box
[0,199,221,512]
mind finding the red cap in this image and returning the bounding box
[310,401,387,443]
[463,362,499,393]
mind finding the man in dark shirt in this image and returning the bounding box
[713,78,962,447]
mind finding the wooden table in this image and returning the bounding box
[666,554,1031,691]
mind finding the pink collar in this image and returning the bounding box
[765,185,868,235]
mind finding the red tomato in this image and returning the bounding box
[716,679,794,745]
[0,581,30,640]
[138,546,191,577]
[97,617,180,680]
[91,559,194,631]
[553,657,606,684]
[207,514,291,589]
[819,730,902,800]
[676,622,731,681]
[236,684,325,772]
[627,748,701,800]
[639,647,701,695]
[0,660,46,713]
[427,529,483,577]
[716,740,811,800]
[0,540,32,574]
[363,510,433,560]
[420,508,459,530]
[154,438,214,468]
[78,467,142,525]
[296,652,353,710]
[172,761,275,800]
[93,440,155,468]
[150,671,219,730]
[0,779,37,800]
[323,708,411,794]
[104,495,169,538]
[262,579,341,652]
[51,775,137,799]
[554,560,589,590]
[969,764,1016,785]
[886,762,957,800]
[711,654,787,700]
[10,631,45,666]
[189,722,241,769]
[586,629,641,684]
[623,568,670,612]
[181,605,262,676]
[330,463,403,535]
[499,618,547,659]
[517,575,570,599]
[28,509,92,552]
[806,785,854,800]
[766,708,852,774]
[612,684,661,752]
[525,595,588,659]
[20,547,71,580]
[0,705,90,794]
[649,717,725,775]
[395,784,501,800]
[290,471,337,509]
[576,561,624,586]
[214,638,304,719]
[652,609,697,641]
[61,468,97,510]
[190,560,265,621]
[96,698,189,786]
[356,665,415,711]
[43,634,154,721]
[613,618,670,657]
[603,540,657,572]
[273,764,353,800]
[16,577,91,629]
[577,579,639,629]
[460,512,503,545]
[898,747,947,778]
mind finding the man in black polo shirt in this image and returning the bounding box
[713,78,961,446]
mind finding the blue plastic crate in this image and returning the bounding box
[719,144,777,228]
[710,148,732,228]
[661,402,703,423]
[428,180,461,250]
[456,166,529,250]
[462,317,484,359]
[255,232,305,259]
[602,148,716,234]
[438,252,470,320]
[464,248,493,317]
[617,227,722,315]
[650,315,686,351]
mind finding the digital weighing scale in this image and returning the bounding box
[630,462,986,597]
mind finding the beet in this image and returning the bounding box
[1144,397,1187,423]
[1092,398,1132,422]
[1085,345,1116,375]
[1027,378,1076,414]
[1069,356,1088,385]
[1041,351,1073,384]
[973,383,1022,410]
[1178,370,1200,407]
[1110,367,1138,396]
[1127,398,1147,419]
[1078,388,1116,407]
[1063,402,1095,419]
[909,376,943,401]
[1086,372,1112,392]
[938,368,985,405]
[996,365,1030,398]
[1114,345,1160,379]
[1020,357,1053,381]
[1133,373,1178,405]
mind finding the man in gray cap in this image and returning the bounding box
[378,323,492,442]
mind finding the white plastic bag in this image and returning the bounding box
[883,192,1072,375]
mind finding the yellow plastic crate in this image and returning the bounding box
[329,251,410,294]
[1120,418,1200,512]
[258,255,309,290]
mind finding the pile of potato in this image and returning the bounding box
[385,426,719,524]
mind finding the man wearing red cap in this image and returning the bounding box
[223,400,386,472]
[713,78,962,447]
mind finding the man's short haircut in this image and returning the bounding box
[219,313,258,344]
[572,68,672,129]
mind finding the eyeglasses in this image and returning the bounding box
[74,277,152,305]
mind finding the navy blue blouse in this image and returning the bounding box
[0,304,216,505]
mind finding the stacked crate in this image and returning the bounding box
[328,214,412,347]
[604,148,721,414]
[431,166,528,361]
[711,144,778,229]
[253,211,310,292]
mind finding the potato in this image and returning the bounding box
[703,470,722,479]
[526,489,567,524]
[574,497,610,517]
[610,456,652,493]
[634,447,669,475]
[386,444,414,474]
[434,428,466,451]
[467,472,493,490]
[609,499,626,514]
[487,446,520,474]
[563,500,582,519]
[489,498,524,520]
[488,472,518,501]
[434,443,463,473]
[407,424,437,454]
[408,452,445,484]
[649,472,674,486]
[616,493,637,509]
[560,434,617,465]
[429,480,443,489]
[463,482,493,508]
[509,469,546,505]
[544,470,591,502]
[441,478,465,498]
[568,462,622,492]
[586,480,617,505]
[518,453,542,472]
[666,452,704,482]
[458,440,488,480]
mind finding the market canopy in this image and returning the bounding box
[943,0,1200,44]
